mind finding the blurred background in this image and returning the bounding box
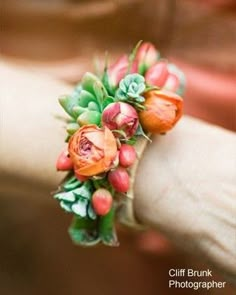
[0,0,236,294]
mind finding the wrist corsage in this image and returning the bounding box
[54,41,185,247]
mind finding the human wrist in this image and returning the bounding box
[53,42,185,246]
[133,116,236,278]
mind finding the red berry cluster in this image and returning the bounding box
[92,144,136,216]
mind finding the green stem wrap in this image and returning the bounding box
[99,207,119,246]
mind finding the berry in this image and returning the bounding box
[119,144,136,167]
[92,189,113,216]
[56,149,73,171]
[108,167,130,193]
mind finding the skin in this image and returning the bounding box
[0,62,235,282]
[134,117,236,282]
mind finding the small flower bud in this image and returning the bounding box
[145,61,169,88]
[56,149,73,171]
[102,102,138,139]
[139,90,183,133]
[108,55,138,88]
[119,144,136,168]
[136,42,160,74]
[108,167,130,193]
[92,188,113,216]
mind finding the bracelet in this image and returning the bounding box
[54,41,185,247]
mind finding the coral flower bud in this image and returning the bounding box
[108,55,138,88]
[69,125,117,176]
[119,144,136,168]
[136,42,159,74]
[102,102,139,139]
[92,188,113,216]
[56,149,73,171]
[108,167,130,193]
[139,90,183,133]
[145,61,169,88]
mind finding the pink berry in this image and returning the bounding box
[92,189,113,216]
[108,167,130,193]
[75,171,88,182]
[56,149,73,171]
[119,144,136,168]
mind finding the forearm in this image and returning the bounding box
[134,116,236,280]
[0,62,70,194]
[1,63,235,280]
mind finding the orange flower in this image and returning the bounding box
[139,90,183,133]
[68,125,117,176]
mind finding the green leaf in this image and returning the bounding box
[135,96,145,103]
[87,203,97,220]
[136,124,152,142]
[65,135,71,143]
[115,89,127,101]
[60,201,72,213]
[72,181,92,199]
[101,55,115,96]
[77,110,101,126]
[58,95,80,119]
[88,101,100,111]
[102,96,114,110]
[93,80,108,108]
[63,176,82,191]
[71,105,87,118]
[144,85,159,92]
[71,198,88,217]
[119,79,127,93]
[78,90,97,107]
[127,40,143,74]
[99,207,119,246]
[63,175,78,185]
[81,72,101,96]
[54,191,76,202]
[111,129,127,139]
[124,136,137,145]
[66,122,80,135]
[138,63,147,76]
[69,216,100,246]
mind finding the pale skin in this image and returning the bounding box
[0,62,235,282]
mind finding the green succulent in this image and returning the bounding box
[54,176,96,220]
[58,72,115,133]
[116,73,146,103]
[54,175,118,246]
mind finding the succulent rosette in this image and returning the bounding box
[54,41,185,247]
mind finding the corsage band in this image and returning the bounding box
[54,41,185,247]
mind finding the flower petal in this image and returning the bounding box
[85,130,104,149]
[104,126,117,166]
[76,159,107,176]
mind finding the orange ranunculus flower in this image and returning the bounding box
[139,90,183,133]
[68,125,117,176]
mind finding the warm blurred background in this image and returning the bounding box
[0,0,236,294]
